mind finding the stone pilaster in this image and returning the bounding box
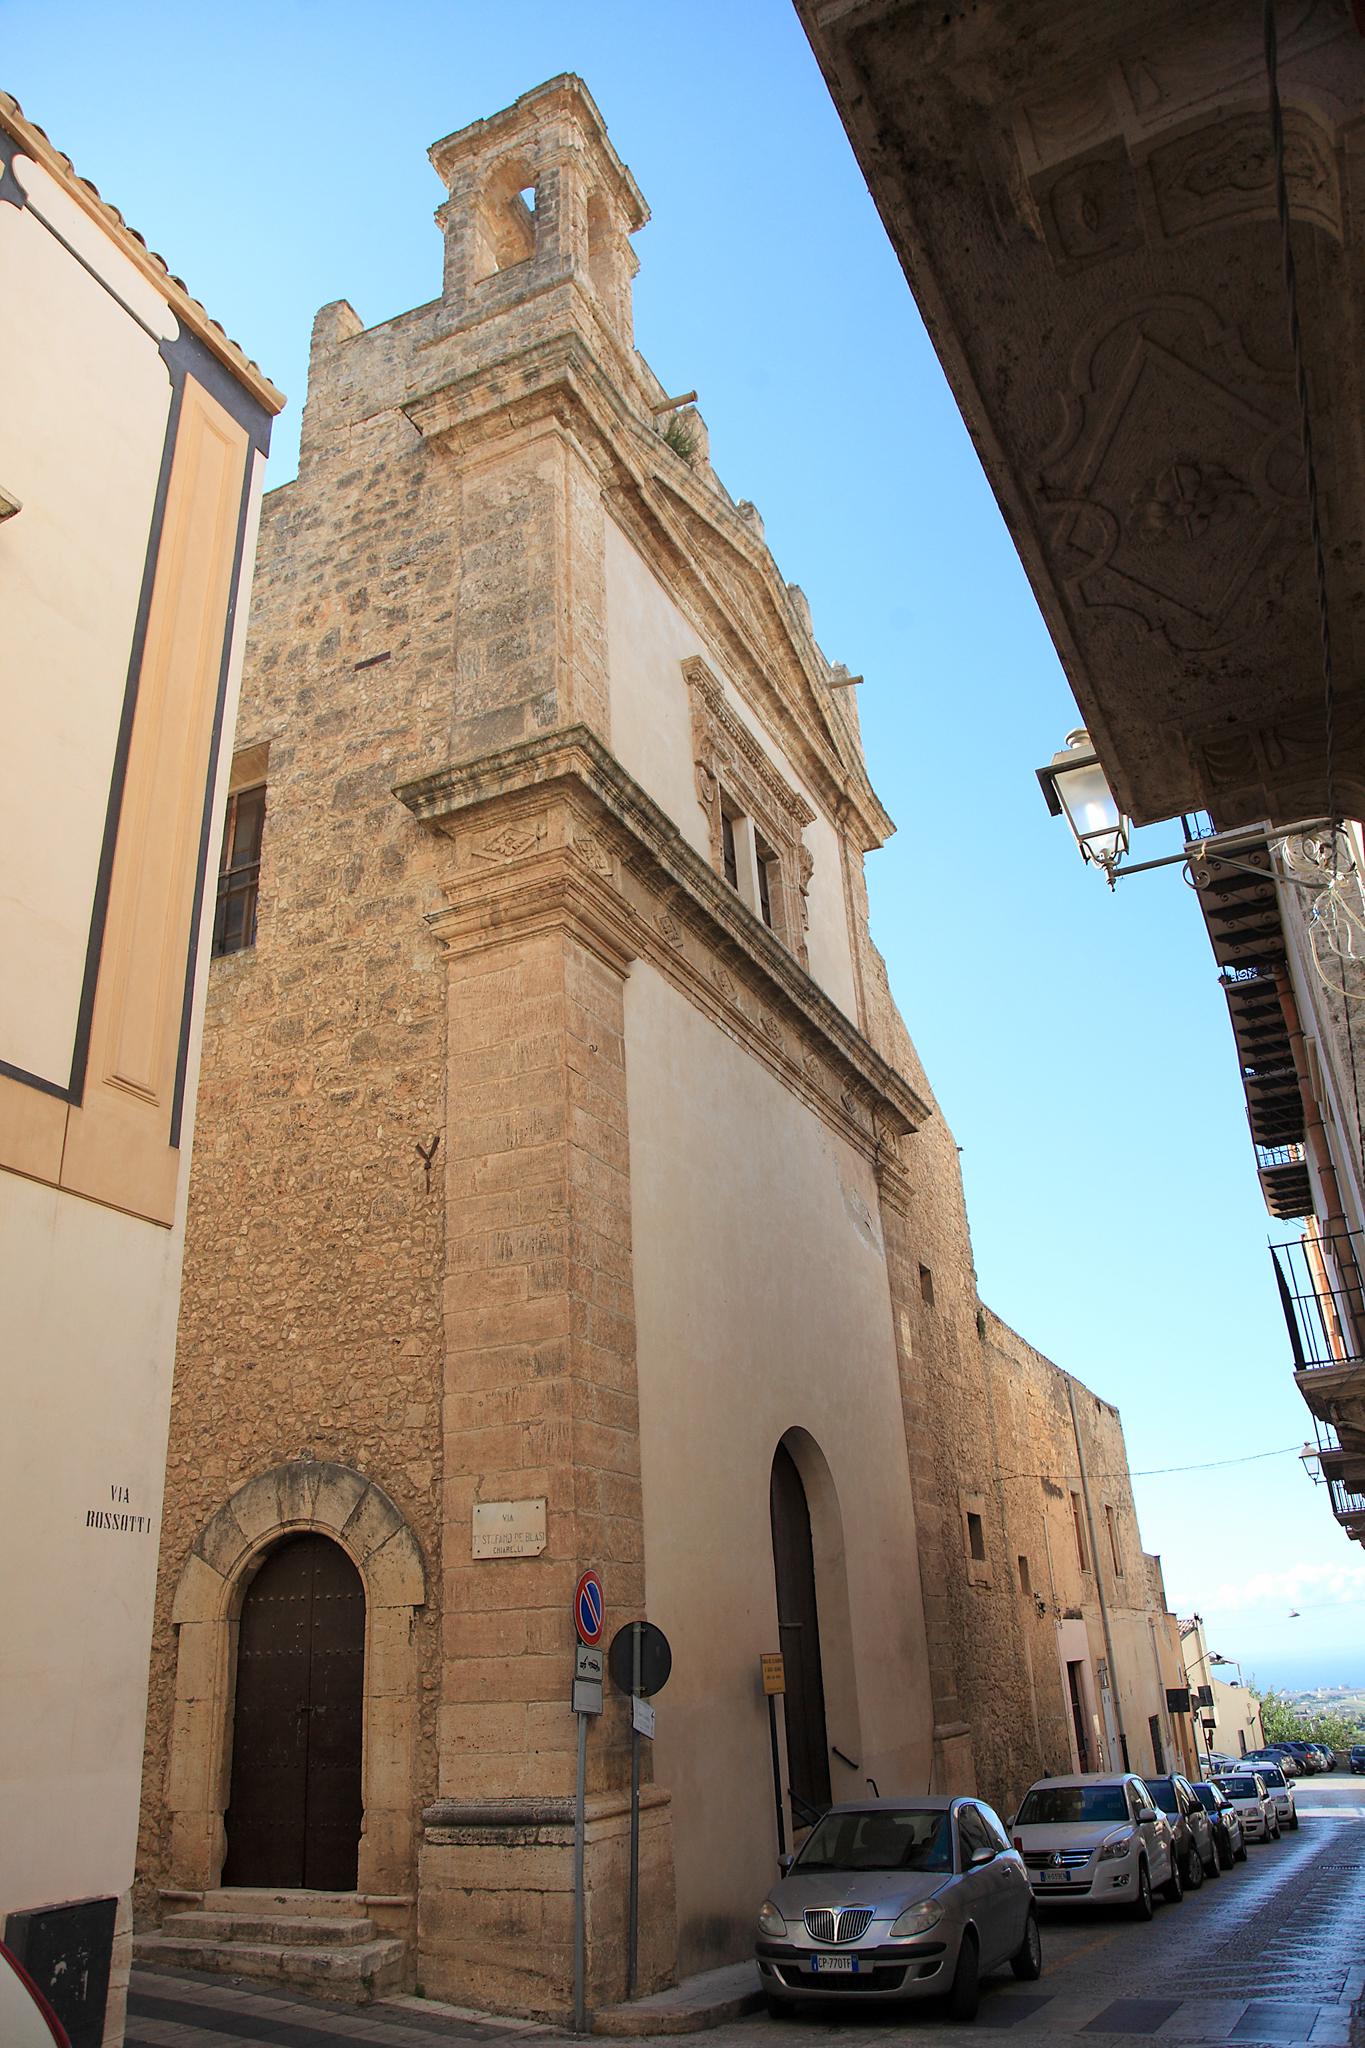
[418,794,674,2015]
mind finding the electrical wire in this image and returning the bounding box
[994,1444,1304,1486]
[1131,1443,1302,1478]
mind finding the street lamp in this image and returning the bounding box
[1036,729,1130,884]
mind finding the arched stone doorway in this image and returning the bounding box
[222,1533,365,1890]
[770,1441,832,1815]
[165,1461,425,1898]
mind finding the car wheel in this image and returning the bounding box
[1270,1816,1281,1840]
[1235,1835,1248,1862]
[1203,1840,1221,1878]
[1216,1832,1233,1871]
[1289,1811,1299,1831]
[1184,1845,1204,1890]
[946,1930,980,2023]
[1162,1853,1185,1904]
[764,1994,797,2020]
[1011,1910,1043,1982]
[1130,1860,1154,1921]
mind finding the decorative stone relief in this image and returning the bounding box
[1149,110,1340,243]
[708,960,735,1001]
[1033,145,1141,271]
[797,846,814,933]
[1038,295,1302,653]
[570,830,616,880]
[473,816,547,861]
[656,909,684,949]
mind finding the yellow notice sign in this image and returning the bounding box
[760,1653,786,1696]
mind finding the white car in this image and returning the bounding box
[1011,1774,1179,1919]
[1243,1761,1298,1831]
[1214,1772,1279,1842]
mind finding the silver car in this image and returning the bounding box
[754,1797,1040,2023]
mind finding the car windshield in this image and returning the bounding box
[795,1809,952,1873]
[1015,1785,1129,1825]
[1146,1779,1179,1814]
[1222,1778,1257,1796]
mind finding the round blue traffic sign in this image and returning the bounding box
[575,1569,604,1646]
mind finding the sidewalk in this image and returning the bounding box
[126,1959,761,2048]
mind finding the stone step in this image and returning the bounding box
[133,1931,405,2004]
[196,1888,370,1919]
[162,1910,377,1948]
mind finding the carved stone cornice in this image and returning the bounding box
[400,327,894,856]
[394,726,930,1166]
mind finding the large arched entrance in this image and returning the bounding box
[223,1533,365,1890]
[770,1441,832,1816]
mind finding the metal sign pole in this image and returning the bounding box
[573,1704,588,2032]
[767,1693,787,1861]
[627,1620,641,1999]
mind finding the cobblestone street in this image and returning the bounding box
[126,1786,1365,2048]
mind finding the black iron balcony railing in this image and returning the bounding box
[1328,1477,1365,1526]
[1271,1230,1365,1372]
[1257,1143,1308,1171]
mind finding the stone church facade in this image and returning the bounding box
[135,76,1182,2018]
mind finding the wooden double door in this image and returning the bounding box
[223,1534,365,1890]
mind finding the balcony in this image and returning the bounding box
[1256,1143,1313,1223]
[1328,1478,1365,1545]
[1272,1232,1365,1445]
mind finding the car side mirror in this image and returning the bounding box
[778,1853,794,1873]
[1135,1805,1157,1825]
[969,1845,996,1867]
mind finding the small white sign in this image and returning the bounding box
[576,1644,604,1684]
[573,1677,604,1716]
[472,1498,547,1559]
[632,1696,656,1740]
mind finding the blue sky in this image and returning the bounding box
[11,0,1362,1692]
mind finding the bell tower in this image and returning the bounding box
[430,74,648,349]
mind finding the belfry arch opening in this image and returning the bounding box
[223,1531,365,1891]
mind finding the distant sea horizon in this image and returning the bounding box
[1244,1651,1365,1696]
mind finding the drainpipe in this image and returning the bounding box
[1066,1378,1129,1770]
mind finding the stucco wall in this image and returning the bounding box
[603,515,859,1016]
[625,961,935,1974]
[0,1174,183,1909]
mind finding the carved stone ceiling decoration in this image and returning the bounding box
[1039,295,1303,657]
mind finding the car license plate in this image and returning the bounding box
[1041,1869,1071,1884]
[811,1955,857,1973]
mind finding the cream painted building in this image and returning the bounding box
[133,77,1186,2020]
[0,97,281,2048]
[1180,1617,1264,1765]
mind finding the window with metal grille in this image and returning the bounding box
[213,783,266,957]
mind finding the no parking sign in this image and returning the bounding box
[574,1568,604,1647]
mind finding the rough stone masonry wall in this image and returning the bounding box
[137,391,465,1911]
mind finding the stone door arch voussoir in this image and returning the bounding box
[166,1461,425,1897]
